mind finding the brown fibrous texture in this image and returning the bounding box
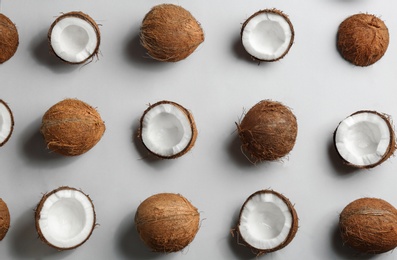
[0,99,15,147]
[236,190,299,255]
[35,186,96,250]
[135,193,200,252]
[0,198,10,240]
[138,100,197,159]
[237,100,298,163]
[337,13,389,66]
[340,197,397,254]
[140,4,204,62]
[40,98,105,156]
[0,14,19,63]
[48,11,101,64]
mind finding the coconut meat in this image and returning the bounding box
[335,112,391,166]
[38,189,94,249]
[50,17,98,63]
[242,12,292,60]
[0,102,13,145]
[141,103,192,157]
[239,192,293,250]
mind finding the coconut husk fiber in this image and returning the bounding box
[140,4,204,62]
[0,14,19,63]
[0,198,10,240]
[337,13,389,66]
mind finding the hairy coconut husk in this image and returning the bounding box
[48,11,101,64]
[138,100,197,159]
[35,186,96,250]
[237,100,298,162]
[0,14,19,63]
[333,110,396,169]
[340,198,397,254]
[337,13,389,66]
[0,198,10,240]
[135,193,200,252]
[40,98,105,156]
[0,99,14,147]
[140,4,204,62]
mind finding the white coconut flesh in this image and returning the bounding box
[335,112,391,166]
[50,17,98,63]
[141,103,193,157]
[239,192,293,250]
[0,102,13,145]
[242,12,292,60]
[38,189,95,249]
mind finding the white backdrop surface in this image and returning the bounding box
[1,0,397,259]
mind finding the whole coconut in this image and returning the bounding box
[135,193,200,252]
[0,14,19,63]
[237,100,298,162]
[41,99,105,156]
[340,197,397,254]
[140,4,204,62]
[0,198,10,240]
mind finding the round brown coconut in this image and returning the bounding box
[0,198,10,240]
[0,99,14,147]
[340,197,397,254]
[235,190,299,255]
[0,14,19,63]
[40,98,105,156]
[135,193,200,252]
[337,13,389,66]
[140,4,204,62]
[237,100,298,162]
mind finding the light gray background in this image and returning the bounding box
[1,0,397,259]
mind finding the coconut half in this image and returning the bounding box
[48,11,100,64]
[139,101,197,159]
[0,198,10,240]
[0,14,19,63]
[0,100,14,147]
[35,186,96,250]
[241,9,294,62]
[334,111,396,168]
[236,190,298,254]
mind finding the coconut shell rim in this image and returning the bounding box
[0,99,15,147]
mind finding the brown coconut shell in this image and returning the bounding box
[40,98,105,156]
[0,198,10,240]
[237,100,298,163]
[135,193,200,252]
[333,110,396,169]
[0,99,14,147]
[337,13,389,66]
[0,14,19,63]
[35,186,96,250]
[340,197,397,254]
[241,9,294,62]
[138,100,197,159]
[236,190,299,255]
[48,11,101,64]
[140,4,204,62]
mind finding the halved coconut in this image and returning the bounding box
[0,198,10,240]
[236,190,298,254]
[35,186,96,250]
[334,111,396,168]
[139,101,197,159]
[0,14,19,63]
[0,100,14,147]
[241,9,294,62]
[48,11,100,64]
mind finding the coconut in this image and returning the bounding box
[135,193,200,252]
[0,14,19,63]
[337,13,389,66]
[140,4,204,62]
[35,186,96,250]
[235,190,298,255]
[241,9,294,62]
[334,110,396,168]
[0,198,10,240]
[340,197,397,254]
[0,100,14,147]
[48,11,100,64]
[237,100,298,162]
[40,98,105,156]
[138,100,197,159]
